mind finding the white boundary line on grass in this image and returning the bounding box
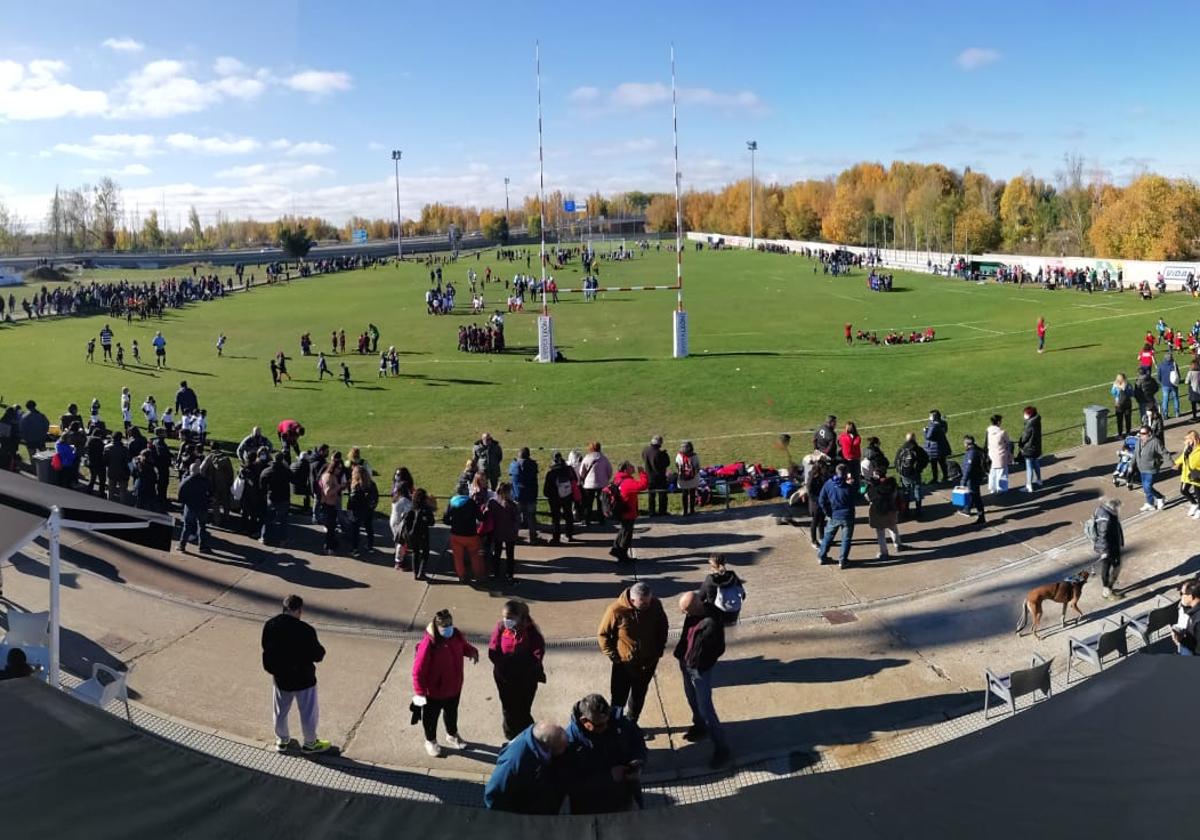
[957,323,1004,334]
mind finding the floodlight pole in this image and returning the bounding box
[504,177,510,217]
[746,140,758,249]
[391,150,403,260]
[671,45,688,359]
[535,41,555,363]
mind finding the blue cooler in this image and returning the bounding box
[951,485,970,507]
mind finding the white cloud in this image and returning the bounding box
[574,81,765,114]
[102,37,144,53]
[285,70,352,95]
[52,133,158,159]
[211,74,266,100]
[0,59,109,120]
[367,141,385,152]
[166,133,261,154]
[213,56,247,76]
[955,47,1000,71]
[611,82,669,108]
[568,86,600,103]
[82,163,152,177]
[114,60,221,118]
[287,140,334,156]
[215,162,332,183]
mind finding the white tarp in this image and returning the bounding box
[0,270,23,287]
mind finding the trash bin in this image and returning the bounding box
[1083,405,1109,446]
[33,449,56,484]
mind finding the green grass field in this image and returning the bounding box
[2,248,1192,491]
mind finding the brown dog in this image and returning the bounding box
[1015,571,1090,636]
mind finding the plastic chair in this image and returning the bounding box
[1122,597,1179,647]
[69,663,133,722]
[1067,619,1127,683]
[0,609,51,681]
[984,653,1052,719]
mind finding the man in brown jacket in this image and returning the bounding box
[597,581,668,727]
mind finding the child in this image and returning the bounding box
[131,339,141,364]
[161,407,175,438]
[120,387,132,431]
[216,333,226,356]
[86,337,95,362]
[198,409,208,446]
[378,353,388,378]
[115,343,126,369]
[340,362,353,387]
[90,397,101,428]
[390,483,414,570]
[277,352,291,381]
[317,352,331,380]
[142,396,157,433]
[409,488,436,580]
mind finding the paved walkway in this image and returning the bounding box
[2,421,1196,793]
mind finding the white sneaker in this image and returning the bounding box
[1187,504,1198,517]
[1156,497,1165,510]
[1139,503,1154,512]
[1101,587,1113,599]
[445,734,468,750]
[424,740,441,757]
[1191,509,1200,519]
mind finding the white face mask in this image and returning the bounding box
[440,626,454,639]
[502,618,517,631]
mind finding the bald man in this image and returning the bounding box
[484,721,568,813]
[674,591,731,768]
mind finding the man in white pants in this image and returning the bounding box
[261,594,331,753]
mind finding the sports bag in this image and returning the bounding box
[679,454,696,481]
[600,481,626,518]
[714,579,746,622]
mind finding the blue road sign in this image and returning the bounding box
[352,228,367,243]
[563,200,575,213]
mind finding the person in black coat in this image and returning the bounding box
[261,594,330,753]
[151,433,172,509]
[924,410,950,483]
[959,436,986,523]
[1017,406,1043,492]
[85,426,108,494]
[673,592,730,768]
[260,452,293,546]
[641,435,671,516]
[177,463,212,552]
[812,415,838,461]
[103,432,130,503]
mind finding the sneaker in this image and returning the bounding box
[301,739,331,754]
[1156,497,1165,510]
[681,725,708,743]
[275,738,292,753]
[1101,587,1112,600]
[1191,509,1200,520]
[1139,503,1154,512]
[445,734,468,750]
[1110,588,1125,599]
[424,740,442,757]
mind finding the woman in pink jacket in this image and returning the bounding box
[412,608,479,756]
[487,599,546,741]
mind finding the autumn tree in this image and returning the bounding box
[1089,174,1200,260]
[645,194,677,232]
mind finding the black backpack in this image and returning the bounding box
[600,481,627,518]
[896,446,920,479]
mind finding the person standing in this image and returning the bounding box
[261,595,331,754]
[816,464,858,568]
[270,358,280,387]
[488,600,546,742]
[578,441,613,526]
[174,380,198,415]
[641,436,671,516]
[1111,373,1135,437]
[508,447,540,544]
[347,465,379,557]
[474,432,504,490]
[445,483,485,583]
[316,460,345,554]
[482,482,520,584]
[985,414,1012,494]
[1134,368,1159,417]
[676,440,701,516]
[260,453,292,547]
[1186,360,1200,421]
[542,452,577,544]
[865,468,901,560]
[924,410,950,483]
[1090,498,1125,600]
[152,330,167,368]
[390,482,414,570]
[959,435,987,523]
[609,462,649,564]
[1159,351,1182,419]
[412,609,479,757]
[1017,406,1043,493]
[563,693,647,814]
[838,421,863,482]
[483,722,568,814]
[805,454,831,547]
[597,581,668,726]
[1036,316,1046,353]
[17,400,49,463]
[674,591,730,768]
[1133,424,1167,512]
[103,431,131,503]
[813,415,838,462]
[893,432,929,517]
[1175,430,1200,519]
[409,488,436,581]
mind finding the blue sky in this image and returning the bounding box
[2,0,1198,228]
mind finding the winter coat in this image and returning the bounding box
[838,433,862,463]
[1175,445,1200,487]
[861,443,888,475]
[578,452,613,490]
[481,496,520,542]
[487,621,545,687]
[1188,369,1200,403]
[483,724,564,814]
[543,462,578,505]
[675,450,701,490]
[18,408,49,448]
[1134,374,1159,405]
[104,441,130,481]
[924,418,950,458]
[866,477,900,530]
[1092,503,1124,559]
[613,470,649,521]
[445,493,482,536]
[1158,358,1180,389]
[563,698,646,814]
[673,603,726,673]
[986,425,1012,469]
[177,472,211,513]
[961,444,985,484]
[813,423,837,459]
[261,463,292,505]
[389,496,413,537]
[261,612,325,692]
[508,457,539,503]
[817,474,858,518]
[641,444,670,489]
[411,625,478,700]
[597,588,669,671]
[1017,414,1043,459]
[893,441,928,480]
[474,438,503,479]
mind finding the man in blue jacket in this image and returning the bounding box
[508,447,539,544]
[816,464,858,568]
[483,721,568,813]
[959,435,987,524]
[563,693,646,813]
[1158,352,1181,418]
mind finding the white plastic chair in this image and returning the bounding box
[69,663,134,722]
[0,609,50,681]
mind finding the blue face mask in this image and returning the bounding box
[502,618,517,631]
[440,626,454,639]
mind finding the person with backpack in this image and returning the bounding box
[641,435,671,516]
[894,432,929,517]
[1089,497,1125,599]
[698,554,746,623]
[597,581,669,726]
[508,447,540,544]
[816,463,858,568]
[1133,424,1167,512]
[924,410,950,483]
[676,440,701,516]
[542,452,577,545]
[805,452,832,548]
[865,468,902,560]
[1017,406,1043,493]
[1159,351,1182,419]
[488,600,546,742]
[959,435,987,523]
[813,415,838,461]
[409,488,437,581]
[607,461,649,564]
[578,441,613,526]
[1111,373,1135,437]
[985,415,1013,495]
[390,481,414,570]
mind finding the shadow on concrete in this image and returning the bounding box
[718,656,909,686]
[8,552,82,589]
[630,531,763,551]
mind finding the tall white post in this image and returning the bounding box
[535,41,555,363]
[48,505,61,688]
[391,150,403,260]
[671,45,688,359]
[746,140,758,249]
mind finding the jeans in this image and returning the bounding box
[680,663,726,750]
[179,506,209,549]
[261,501,288,544]
[1140,471,1161,506]
[817,514,854,564]
[518,501,537,542]
[1024,457,1042,490]
[899,477,922,512]
[610,661,656,723]
[421,694,460,742]
[987,466,1008,493]
[1162,386,1181,418]
[319,503,338,550]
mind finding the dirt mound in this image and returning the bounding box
[24,266,72,283]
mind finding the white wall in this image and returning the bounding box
[686,232,1200,289]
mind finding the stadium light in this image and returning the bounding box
[504,176,510,217]
[746,140,758,249]
[391,150,403,260]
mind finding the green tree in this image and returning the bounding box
[481,212,510,243]
[527,213,542,237]
[141,209,164,250]
[278,226,314,258]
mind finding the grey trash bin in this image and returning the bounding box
[33,449,56,484]
[1083,405,1109,446]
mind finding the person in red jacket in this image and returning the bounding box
[277,419,305,457]
[412,609,479,757]
[838,421,863,481]
[488,599,546,741]
[609,461,649,564]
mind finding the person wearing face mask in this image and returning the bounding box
[412,609,479,757]
[597,581,669,727]
[488,600,546,742]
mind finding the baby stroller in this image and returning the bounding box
[1112,435,1140,489]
